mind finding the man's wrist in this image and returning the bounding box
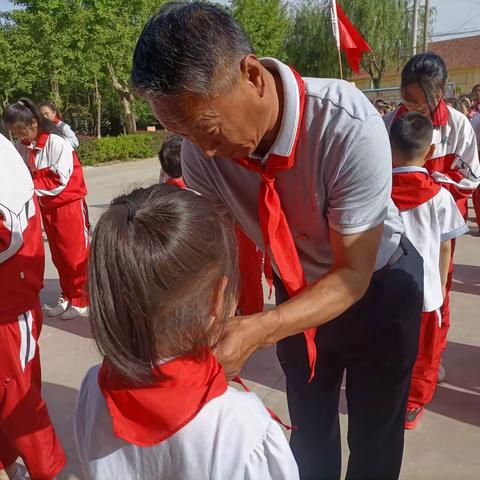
[254,308,283,349]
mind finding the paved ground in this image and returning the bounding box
[37,158,480,479]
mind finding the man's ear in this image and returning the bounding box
[240,54,266,97]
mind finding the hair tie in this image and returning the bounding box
[123,199,137,221]
[112,197,137,222]
[17,100,25,107]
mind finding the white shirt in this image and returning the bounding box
[182,58,404,282]
[392,166,468,312]
[75,365,300,480]
[58,120,79,149]
[385,106,480,193]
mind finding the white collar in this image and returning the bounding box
[392,166,428,174]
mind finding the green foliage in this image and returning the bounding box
[232,0,290,58]
[77,132,165,166]
[285,0,434,88]
[1,0,163,135]
[284,0,339,78]
[339,0,412,87]
[0,0,437,129]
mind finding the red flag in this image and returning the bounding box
[334,1,372,73]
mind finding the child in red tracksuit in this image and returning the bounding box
[3,98,90,321]
[389,113,468,429]
[0,133,66,479]
[159,134,265,315]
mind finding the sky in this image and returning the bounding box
[1,0,480,40]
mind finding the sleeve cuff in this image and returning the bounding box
[329,214,386,235]
[441,224,469,242]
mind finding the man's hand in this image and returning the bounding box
[214,225,384,378]
[213,313,268,379]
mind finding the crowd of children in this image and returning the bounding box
[1,47,480,479]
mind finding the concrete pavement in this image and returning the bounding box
[37,158,480,479]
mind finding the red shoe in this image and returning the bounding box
[405,407,424,430]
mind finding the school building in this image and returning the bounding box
[353,34,480,103]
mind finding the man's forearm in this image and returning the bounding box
[256,265,370,348]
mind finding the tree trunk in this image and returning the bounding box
[107,63,136,134]
[51,72,62,109]
[94,75,102,138]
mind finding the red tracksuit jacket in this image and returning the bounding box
[0,134,44,317]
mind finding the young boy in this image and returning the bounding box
[0,133,65,479]
[390,113,468,429]
[158,134,186,187]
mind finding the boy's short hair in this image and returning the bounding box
[159,134,183,178]
[390,112,433,161]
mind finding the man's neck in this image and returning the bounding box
[254,69,284,158]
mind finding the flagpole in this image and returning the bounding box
[337,47,343,80]
[330,0,343,79]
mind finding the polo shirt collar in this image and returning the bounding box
[253,58,301,162]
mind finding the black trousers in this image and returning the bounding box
[276,237,423,480]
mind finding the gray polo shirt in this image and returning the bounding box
[182,58,403,282]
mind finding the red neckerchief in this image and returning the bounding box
[235,225,264,315]
[233,67,317,381]
[391,170,441,211]
[98,350,228,447]
[23,131,49,174]
[166,176,187,188]
[395,99,449,127]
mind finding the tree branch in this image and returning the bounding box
[107,63,129,95]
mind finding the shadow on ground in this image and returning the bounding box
[41,279,93,339]
[42,382,82,480]
[428,341,480,427]
[452,264,480,296]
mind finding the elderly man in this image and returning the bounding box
[132,3,423,479]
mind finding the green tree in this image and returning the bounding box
[284,0,338,78]
[342,0,411,88]
[231,0,290,58]
[0,15,38,110]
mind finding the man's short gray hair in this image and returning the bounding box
[132,2,254,97]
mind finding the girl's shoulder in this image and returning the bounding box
[46,132,74,151]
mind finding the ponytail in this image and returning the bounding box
[3,97,65,137]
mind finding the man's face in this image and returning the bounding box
[148,59,271,160]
